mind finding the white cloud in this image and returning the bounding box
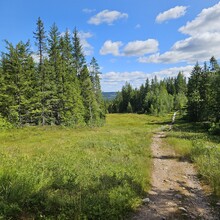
[101,65,193,92]
[100,39,158,57]
[139,32,220,63]
[141,2,220,64]
[78,31,94,56]
[88,10,128,25]
[156,6,188,23]
[123,39,159,56]
[179,2,220,35]
[100,40,123,56]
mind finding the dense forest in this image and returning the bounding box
[108,57,220,133]
[0,18,105,127]
[108,72,187,115]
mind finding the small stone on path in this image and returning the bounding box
[142,198,150,204]
[178,207,187,213]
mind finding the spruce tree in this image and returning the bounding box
[1,41,35,125]
[175,72,187,94]
[72,28,85,76]
[33,17,47,70]
[59,30,85,125]
[187,63,202,121]
[89,57,105,119]
[80,65,99,124]
[48,23,64,124]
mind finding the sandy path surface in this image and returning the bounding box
[131,132,218,220]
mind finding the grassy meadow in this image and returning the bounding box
[0,114,163,219]
[164,115,220,198]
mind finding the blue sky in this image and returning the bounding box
[1,0,220,91]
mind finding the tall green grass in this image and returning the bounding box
[0,114,162,219]
[165,116,220,197]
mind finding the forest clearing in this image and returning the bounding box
[0,114,220,219]
[1,4,220,218]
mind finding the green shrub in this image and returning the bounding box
[191,142,220,196]
[0,115,13,130]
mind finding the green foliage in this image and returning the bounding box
[109,74,187,116]
[208,122,220,135]
[166,118,220,197]
[1,41,35,125]
[0,115,13,130]
[127,102,133,113]
[0,19,105,126]
[187,58,220,122]
[0,114,160,219]
[191,141,220,196]
[174,92,187,114]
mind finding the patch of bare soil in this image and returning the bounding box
[131,132,218,220]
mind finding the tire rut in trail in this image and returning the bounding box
[130,132,218,220]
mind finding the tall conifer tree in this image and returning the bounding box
[89,57,105,119]
[1,41,35,125]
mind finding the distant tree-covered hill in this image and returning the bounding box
[102,92,117,100]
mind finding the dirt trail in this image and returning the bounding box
[131,132,218,220]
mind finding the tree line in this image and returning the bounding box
[108,57,220,131]
[187,57,220,124]
[0,18,105,127]
[108,72,188,115]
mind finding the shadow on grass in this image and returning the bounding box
[1,172,148,220]
[162,119,220,145]
[146,120,171,126]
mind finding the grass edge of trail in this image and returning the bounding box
[163,116,220,200]
[0,113,165,219]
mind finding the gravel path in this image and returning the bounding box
[131,132,218,220]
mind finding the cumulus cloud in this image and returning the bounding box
[179,2,220,35]
[156,6,188,23]
[139,33,220,63]
[123,39,159,56]
[100,39,158,57]
[88,10,128,25]
[141,2,220,64]
[100,40,123,56]
[101,65,193,92]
